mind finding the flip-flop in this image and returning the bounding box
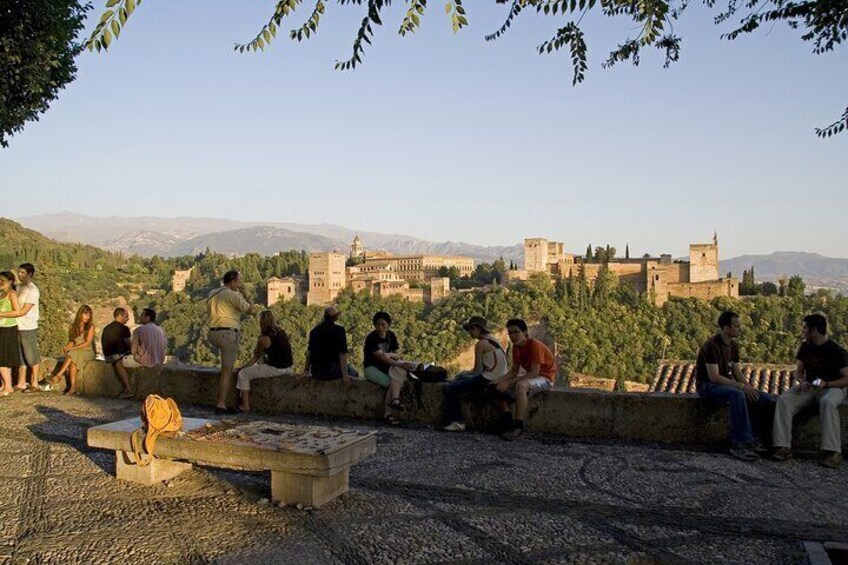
[388,398,405,411]
[0,390,14,398]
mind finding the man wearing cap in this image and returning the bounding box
[443,316,509,431]
[207,270,261,414]
[303,305,357,385]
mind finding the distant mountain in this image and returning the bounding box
[17,212,523,263]
[721,252,848,292]
[166,226,342,257]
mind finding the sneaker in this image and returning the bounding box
[771,447,793,461]
[443,421,466,432]
[729,444,759,461]
[750,441,770,455]
[501,427,525,441]
[818,451,843,469]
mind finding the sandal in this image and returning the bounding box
[388,398,405,411]
[381,415,401,426]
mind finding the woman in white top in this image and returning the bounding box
[442,316,508,431]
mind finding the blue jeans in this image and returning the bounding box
[697,382,774,445]
[444,372,488,423]
[313,363,359,381]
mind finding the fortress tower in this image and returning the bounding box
[350,234,364,259]
[689,233,720,283]
[307,252,346,306]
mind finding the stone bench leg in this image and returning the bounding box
[271,467,349,508]
[115,451,192,486]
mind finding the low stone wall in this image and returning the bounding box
[76,361,847,453]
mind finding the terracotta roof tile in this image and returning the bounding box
[650,361,796,395]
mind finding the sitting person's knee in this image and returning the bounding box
[515,380,530,394]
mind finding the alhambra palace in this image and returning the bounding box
[171,234,738,307]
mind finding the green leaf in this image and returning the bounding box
[100,10,114,23]
[111,20,121,38]
[126,0,136,15]
[106,0,121,7]
[103,29,112,48]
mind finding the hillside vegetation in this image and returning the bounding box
[2,218,846,383]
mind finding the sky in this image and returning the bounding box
[1,0,846,259]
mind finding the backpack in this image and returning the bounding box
[131,395,183,467]
[407,364,448,409]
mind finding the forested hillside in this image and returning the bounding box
[3,218,845,384]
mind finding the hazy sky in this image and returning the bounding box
[1,1,846,258]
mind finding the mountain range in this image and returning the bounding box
[17,212,523,263]
[13,213,848,292]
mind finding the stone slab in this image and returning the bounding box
[115,450,193,486]
[88,418,377,476]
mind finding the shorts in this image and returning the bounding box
[365,365,407,388]
[208,328,240,370]
[489,376,553,400]
[105,353,130,365]
[18,329,41,367]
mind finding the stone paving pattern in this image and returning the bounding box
[1,393,846,564]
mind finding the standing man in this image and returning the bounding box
[126,308,166,368]
[695,311,774,461]
[102,307,133,399]
[303,306,355,385]
[772,314,848,468]
[207,270,260,414]
[15,263,41,392]
[492,318,556,441]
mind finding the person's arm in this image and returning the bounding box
[730,363,760,401]
[795,360,810,391]
[471,341,487,375]
[236,336,269,373]
[69,326,95,351]
[339,352,352,386]
[0,292,23,318]
[818,366,848,389]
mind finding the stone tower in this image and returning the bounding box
[524,238,548,273]
[350,235,364,259]
[267,277,298,306]
[307,252,346,306]
[689,236,720,283]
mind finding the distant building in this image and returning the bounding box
[516,234,737,306]
[350,234,364,260]
[307,252,346,306]
[267,276,304,306]
[172,268,193,293]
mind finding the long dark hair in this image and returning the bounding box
[0,271,16,293]
[69,304,94,340]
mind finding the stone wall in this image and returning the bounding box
[75,361,847,454]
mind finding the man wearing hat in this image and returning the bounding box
[303,305,357,385]
[443,316,509,431]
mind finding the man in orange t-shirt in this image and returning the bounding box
[492,318,556,441]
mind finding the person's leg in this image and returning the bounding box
[748,392,775,445]
[236,364,280,412]
[211,331,239,410]
[818,387,846,453]
[112,360,131,395]
[699,383,754,445]
[0,367,12,394]
[772,385,816,450]
[65,362,78,394]
[444,373,483,424]
[15,366,27,389]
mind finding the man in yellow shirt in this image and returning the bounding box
[207,270,260,414]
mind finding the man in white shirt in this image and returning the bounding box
[15,264,41,392]
[125,308,167,368]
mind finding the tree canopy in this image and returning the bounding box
[0,0,90,147]
[85,0,847,137]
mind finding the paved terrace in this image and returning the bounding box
[1,393,847,564]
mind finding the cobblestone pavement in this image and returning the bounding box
[1,393,847,564]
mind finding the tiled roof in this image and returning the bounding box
[650,361,796,395]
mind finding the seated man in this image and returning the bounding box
[303,306,357,384]
[124,308,166,368]
[101,307,133,399]
[491,318,556,441]
[443,316,508,432]
[773,314,848,468]
[695,310,774,461]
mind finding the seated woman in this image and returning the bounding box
[363,311,412,425]
[0,271,22,397]
[235,310,294,412]
[443,316,508,432]
[51,305,96,395]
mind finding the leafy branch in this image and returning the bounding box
[291,0,326,41]
[400,0,428,35]
[234,0,301,52]
[85,0,140,52]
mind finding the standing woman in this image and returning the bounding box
[0,272,22,396]
[52,305,96,395]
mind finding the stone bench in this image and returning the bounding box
[87,417,376,507]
